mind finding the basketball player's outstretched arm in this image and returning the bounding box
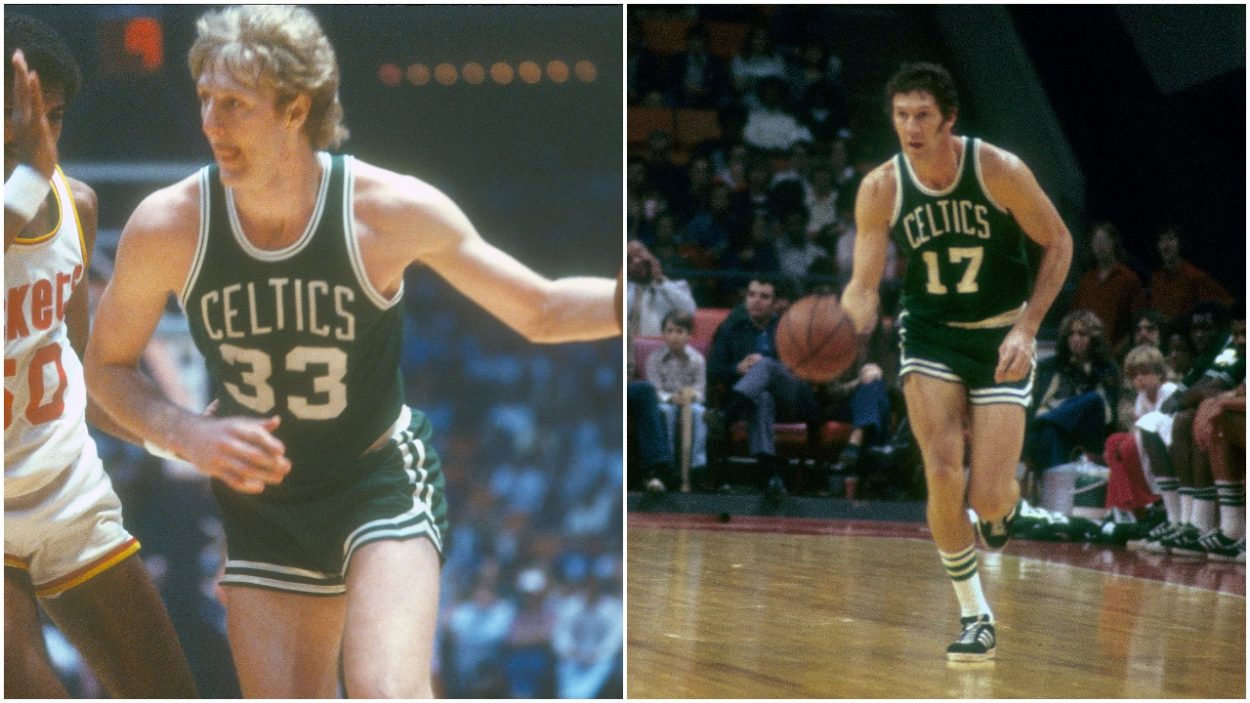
[843,162,895,337]
[5,51,57,250]
[979,145,1073,382]
[354,162,619,343]
[84,180,291,494]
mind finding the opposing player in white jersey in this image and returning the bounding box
[4,14,196,697]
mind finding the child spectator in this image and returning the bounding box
[1105,346,1178,518]
[645,311,709,490]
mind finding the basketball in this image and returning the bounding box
[776,293,858,382]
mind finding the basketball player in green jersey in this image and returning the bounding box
[84,6,618,698]
[843,63,1072,661]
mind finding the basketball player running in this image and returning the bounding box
[83,6,619,698]
[843,63,1072,661]
[4,15,197,697]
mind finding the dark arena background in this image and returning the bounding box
[16,5,622,698]
[626,5,1245,698]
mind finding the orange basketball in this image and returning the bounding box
[776,293,859,382]
[614,268,624,332]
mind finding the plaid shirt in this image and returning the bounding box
[644,344,706,404]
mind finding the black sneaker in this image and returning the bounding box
[1201,530,1243,562]
[1129,521,1181,552]
[947,615,996,662]
[977,500,1020,550]
[1155,524,1202,556]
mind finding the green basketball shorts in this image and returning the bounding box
[212,406,448,595]
[897,310,1034,407]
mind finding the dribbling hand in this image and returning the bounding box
[995,328,1034,383]
[180,414,292,494]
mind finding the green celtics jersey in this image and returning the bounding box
[181,153,405,491]
[889,136,1031,325]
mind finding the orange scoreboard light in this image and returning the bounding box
[99,17,164,74]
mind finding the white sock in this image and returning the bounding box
[1179,491,1194,526]
[939,545,993,620]
[1154,476,1180,524]
[1216,481,1245,540]
[1191,495,1217,532]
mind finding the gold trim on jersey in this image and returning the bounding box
[945,302,1027,329]
[10,167,64,245]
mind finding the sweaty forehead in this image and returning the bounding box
[197,55,266,93]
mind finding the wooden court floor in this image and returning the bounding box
[628,514,1245,698]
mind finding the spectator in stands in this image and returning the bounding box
[707,277,821,502]
[1146,225,1233,324]
[642,130,688,206]
[552,574,622,699]
[723,211,781,278]
[741,76,813,153]
[627,19,666,106]
[645,311,709,489]
[503,568,557,698]
[1069,221,1143,347]
[1026,310,1120,472]
[446,571,517,697]
[730,26,787,104]
[683,181,739,267]
[775,205,827,277]
[1117,308,1168,361]
[1103,345,1177,518]
[1165,328,1197,381]
[626,239,697,340]
[805,160,840,236]
[670,24,732,109]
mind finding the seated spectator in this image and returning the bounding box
[446,572,518,697]
[552,575,622,699]
[1103,345,1177,516]
[1026,310,1120,472]
[805,159,840,236]
[626,239,697,341]
[741,77,813,153]
[1117,308,1168,361]
[706,277,820,502]
[774,205,827,277]
[722,212,781,280]
[1165,327,1197,380]
[627,381,674,491]
[1069,221,1143,347]
[645,311,709,488]
[683,182,740,266]
[1146,225,1233,325]
[730,26,787,104]
[1114,309,1169,427]
[670,25,732,109]
[503,568,557,698]
[627,19,666,105]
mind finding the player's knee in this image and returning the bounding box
[346,665,430,699]
[968,482,1014,520]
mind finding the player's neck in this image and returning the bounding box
[908,134,962,190]
[231,149,324,250]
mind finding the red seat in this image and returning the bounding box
[631,336,666,381]
[628,106,675,147]
[642,17,693,56]
[705,21,750,59]
[674,108,721,150]
[691,307,730,354]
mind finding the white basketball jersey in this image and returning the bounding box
[4,168,92,497]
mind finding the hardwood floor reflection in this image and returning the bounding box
[627,523,1246,698]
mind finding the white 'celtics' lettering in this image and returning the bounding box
[197,278,356,342]
[902,199,990,249]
